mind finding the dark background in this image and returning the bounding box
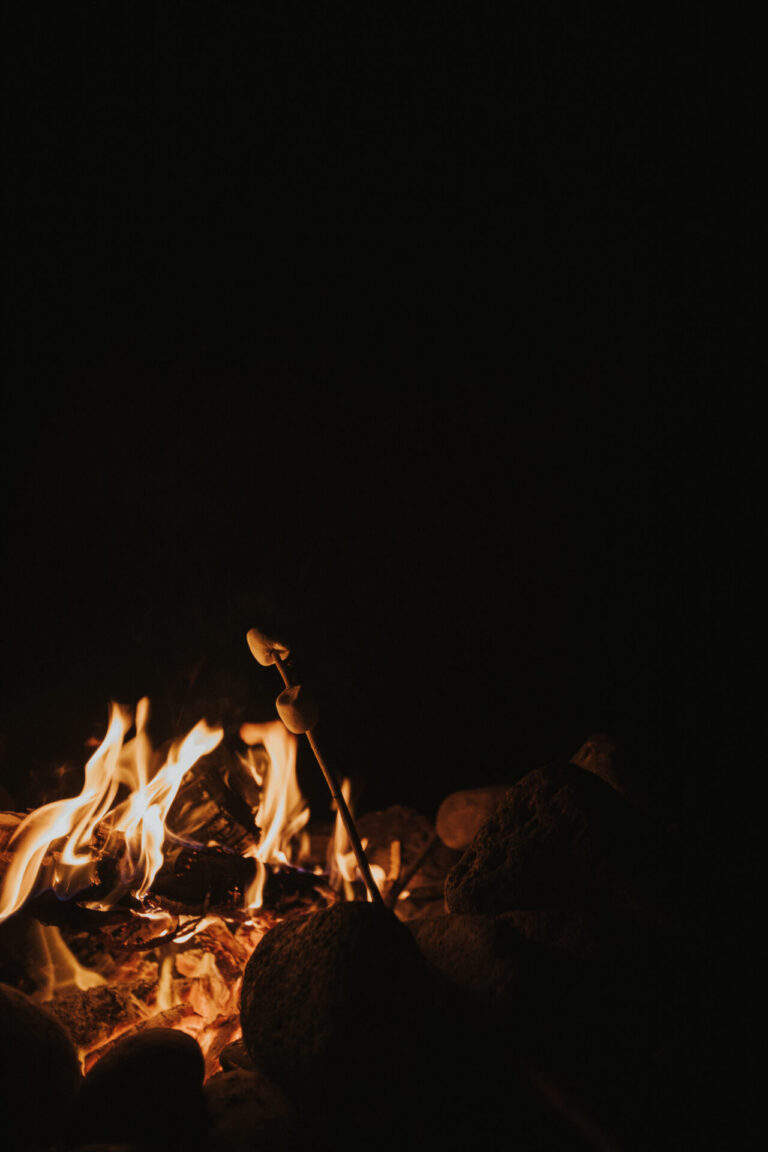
[0,4,748,833]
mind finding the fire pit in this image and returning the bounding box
[1,698,362,1076]
[0,633,716,1152]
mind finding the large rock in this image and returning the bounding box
[410,906,672,1148]
[444,762,658,916]
[240,901,437,1130]
[0,982,82,1152]
[66,1027,206,1150]
[410,911,538,1015]
[204,1066,306,1152]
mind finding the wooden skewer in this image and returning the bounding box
[271,652,383,906]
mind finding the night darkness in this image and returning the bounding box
[0,4,749,855]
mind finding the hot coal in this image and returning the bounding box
[66,1027,206,1150]
[0,982,82,1152]
[47,978,159,1051]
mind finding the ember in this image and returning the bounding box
[0,697,334,1084]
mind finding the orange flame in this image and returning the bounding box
[330,778,387,901]
[239,720,310,913]
[0,699,223,923]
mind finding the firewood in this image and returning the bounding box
[200,1013,241,1079]
[153,849,330,912]
[152,846,258,908]
[166,756,260,855]
[46,979,158,1052]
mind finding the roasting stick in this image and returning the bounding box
[247,628,383,905]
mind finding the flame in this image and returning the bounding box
[31,923,107,1002]
[0,699,223,923]
[238,720,310,912]
[0,702,329,1079]
[330,779,387,901]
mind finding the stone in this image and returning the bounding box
[501,906,605,961]
[204,1067,306,1152]
[66,1027,206,1150]
[240,901,437,1130]
[409,911,532,1014]
[0,982,82,1152]
[435,785,509,850]
[444,762,658,916]
[219,1036,255,1073]
[570,731,623,793]
[410,905,673,1147]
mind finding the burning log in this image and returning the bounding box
[46,977,160,1053]
[166,745,262,854]
[0,694,330,934]
[200,1012,241,1080]
[154,849,333,915]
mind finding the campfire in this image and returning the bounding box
[0,628,710,1152]
[1,700,322,1077]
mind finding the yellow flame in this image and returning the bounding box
[30,923,107,1002]
[330,782,393,902]
[0,700,223,923]
[239,720,309,912]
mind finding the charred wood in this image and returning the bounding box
[81,1002,200,1074]
[46,977,159,1051]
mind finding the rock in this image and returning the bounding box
[240,901,437,1130]
[435,785,509,849]
[570,731,623,792]
[219,1036,255,1073]
[409,911,532,1014]
[410,906,672,1148]
[66,1027,206,1150]
[0,916,48,995]
[409,910,587,1042]
[444,762,658,916]
[204,1067,306,1152]
[501,907,605,961]
[0,982,82,1152]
